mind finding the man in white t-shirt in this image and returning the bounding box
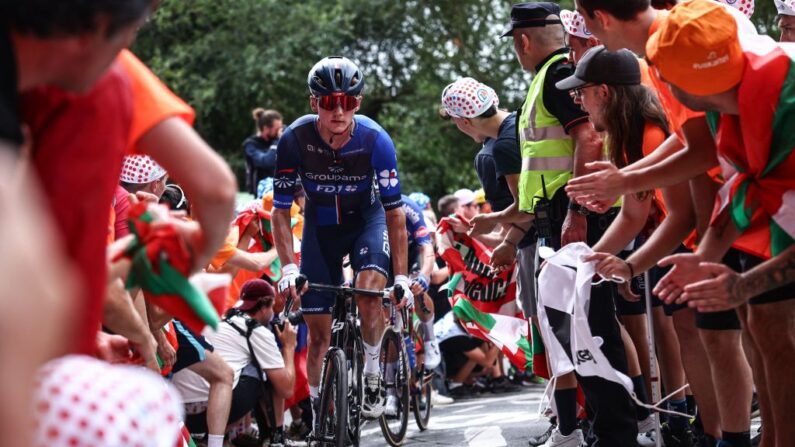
[173,279,296,446]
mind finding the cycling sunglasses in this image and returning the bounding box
[315,94,360,111]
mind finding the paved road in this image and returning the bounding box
[359,385,553,447]
[357,385,763,446]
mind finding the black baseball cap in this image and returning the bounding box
[500,2,562,38]
[556,46,641,91]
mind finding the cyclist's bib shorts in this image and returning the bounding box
[299,203,391,315]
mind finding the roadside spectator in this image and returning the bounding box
[454,188,480,220]
[243,108,283,196]
[119,154,169,198]
[437,194,459,218]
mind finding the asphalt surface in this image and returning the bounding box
[359,385,553,447]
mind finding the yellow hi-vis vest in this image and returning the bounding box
[518,53,575,213]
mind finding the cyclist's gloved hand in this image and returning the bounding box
[412,274,430,292]
[393,275,414,310]
[277,263,301,299]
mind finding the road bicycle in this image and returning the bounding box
[295,276,402,447]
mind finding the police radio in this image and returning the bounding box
[533,175,553,241]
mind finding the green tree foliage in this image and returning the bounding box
[132,0,780,203]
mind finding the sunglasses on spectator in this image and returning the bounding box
[315,94,361,111]
[570,84,597,101]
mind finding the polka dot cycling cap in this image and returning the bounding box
[560,9,592,39]
[714,0,754,18]
[441,78,499,119]
[120,154,167,184]
[776,0,795,16]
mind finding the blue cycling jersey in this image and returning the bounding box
[273,115,402,226]
[401,194,431,248]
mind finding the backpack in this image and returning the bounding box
[223,312,277,441]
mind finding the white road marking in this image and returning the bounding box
[453,404,484,414]
[465,426,507,447]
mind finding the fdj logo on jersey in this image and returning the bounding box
[315,184,359,193]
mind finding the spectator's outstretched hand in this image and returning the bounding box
[447,216,471,234]
[489,241,516,272]
[156,336,177,368]
[565,161,624,207]
[95,332,142,365]
[654,253,708,304]
[681,262,746,312]
[469,214,497,236]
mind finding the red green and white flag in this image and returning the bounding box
[119,203,227,333]
[437,216,533,371]
[233,206,294,281]
[175,421,196,447]
[436,216,519,315]
[451,290,533,372]
[708,35,795,258]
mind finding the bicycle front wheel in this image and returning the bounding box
[318,348,348,447]
[412,366,433,431]
[378,327,410,446]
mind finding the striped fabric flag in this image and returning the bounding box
[436,216,519,315]
[437,216,532,371]
[119,203,227,333]
[537,243,634,392]
[233,207,283,281]
[707,35,795,258]
[451,291,533,372]
[175,421,196,447]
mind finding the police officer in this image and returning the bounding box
[502,3,638,446]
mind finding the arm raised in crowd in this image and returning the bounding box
[682,244,795,312]
[561,121,603,246]
[567,117,718,205]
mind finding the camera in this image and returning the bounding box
[273,309,304,331]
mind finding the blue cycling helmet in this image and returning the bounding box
[307,56,365,97]
[408,192,431,209]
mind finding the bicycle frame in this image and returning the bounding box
[298,277,398,446]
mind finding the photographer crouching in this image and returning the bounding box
[173,279,298,447]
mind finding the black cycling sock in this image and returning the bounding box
[631,375,651,420]
[721,430,751,447]
[693,410,705,437]
[554,388,578,436]
[686,394,697,415]
[667,398,689,431]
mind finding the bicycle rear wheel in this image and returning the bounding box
[378,327,410,446]
[318,348,348,447]
[412,365,433,431]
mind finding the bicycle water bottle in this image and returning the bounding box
[404,334,416,370]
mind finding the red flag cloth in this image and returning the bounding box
[118,203,222,333]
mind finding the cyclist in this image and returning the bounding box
[380,194,441,417]
[272,56,413,424]
[399,194,441,368]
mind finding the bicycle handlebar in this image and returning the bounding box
[294,274,404,301]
